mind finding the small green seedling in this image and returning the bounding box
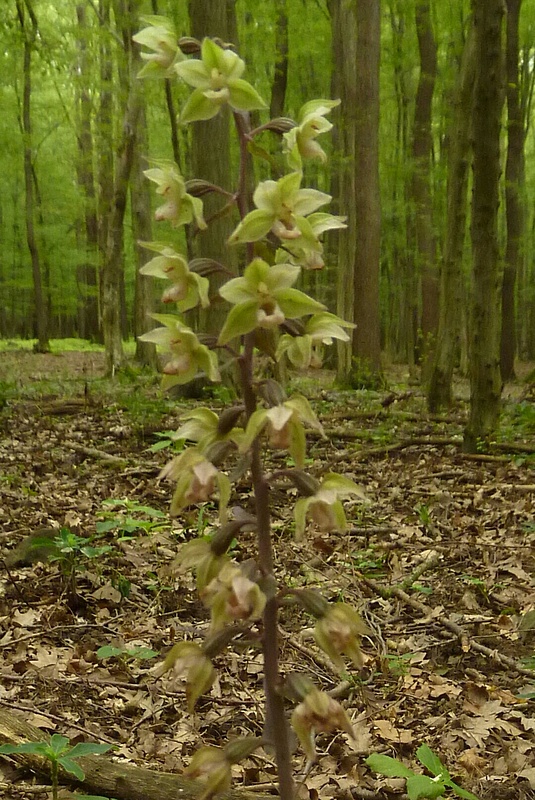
[366,744,480,800]
[96,499,168,536]
[97,644,158,674]
[0,734,114,800]
[147,430,186,453]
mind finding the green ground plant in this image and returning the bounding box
[0,735,114,800]
[366,744,480,800]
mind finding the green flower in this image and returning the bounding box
[184,746,232,800]
[144,161,206,229]
[173,407,243,453]
[276,312,355,369]
[151,641,215,712]
[291,687,354,762]
[139,313,220,389]
[314,603,371,671]
[139,243,209,311]
[175,37,266,123]
[239,394,324,469]
[275,211,347,270]
[218,258,325,345]
[133,15,183,78]
[202,561,266,632]
[283,99,340,170]
[228,172,332,245]
[158,447,231,522]
[294,473,369,540]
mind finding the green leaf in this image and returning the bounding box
[67,743,114,759]
[277,288,325,318]
[447,780,481,800]
[0,742,49,757]
[406,774,445,800]
[58,756,86,780]
[365,753,414,779]
[96,645,124,660]
[416,744,447,778]
[49,734,70,756]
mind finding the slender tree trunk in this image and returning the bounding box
[269,0,289,121]
[97,0,114,341]
[101,0,142,374]
[353,0,382,373]
[132,101,158,369]
[330,0,357,382]
[75,3,99,340]
[16,0,49,353]
[464,0,505,453]
[500,0,524,381]
[409,0,437,375]
[428,22,476,412]
[386,0,413,363]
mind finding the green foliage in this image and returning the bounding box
[0,734,114,800]
[366,745,480,800]
[96,499,168,536]
[345,357,387,390]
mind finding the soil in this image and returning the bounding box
[0,349,534,800]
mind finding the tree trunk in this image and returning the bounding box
[101,0,142,375]
[464,0,505,453]
[269,0,289,121]
[386,0,413,364]
[97,0,114,342]
[75,2,100,341]
[132,100,158,369]
[188,0,237,335]
[500,0,524,381]
[409,0,437,375]
[16,0,49,353]
[353,0,382,374]
[428,22,476,412]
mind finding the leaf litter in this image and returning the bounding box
[0,352,534,799]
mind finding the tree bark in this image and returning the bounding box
[96,0,114,342]
[464,0,505,453]
[269,0,289,121]
[428,22,476,412]
[500,0,524,381]
[409,0,437,375]
[330,0,357,382]
[187,0,238,333]
[101,0,142,375]
[16,0,49,353]
[131,101,158,369]
[353,0,382,374]
[75,2,100,341]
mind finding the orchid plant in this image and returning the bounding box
[134,16,369,800]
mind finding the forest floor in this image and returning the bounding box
[0,349,534,800]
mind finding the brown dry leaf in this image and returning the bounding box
[373,719,413,744]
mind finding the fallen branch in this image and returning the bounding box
[64,441,128,465]
[361,577,535,678]
[0,708,275,800]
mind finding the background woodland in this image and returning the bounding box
[1,1,533,394]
